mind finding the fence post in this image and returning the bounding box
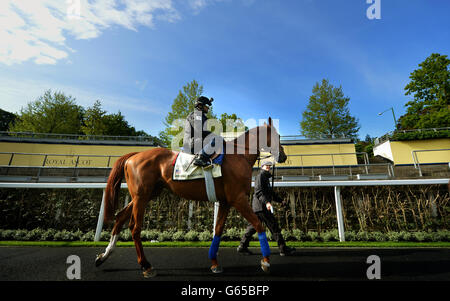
[94,189,106,242]
[124,193,130,207]
[187,201,194,230]
[334,186,345,242]
[289,190,296,228]
[213,201,219,236]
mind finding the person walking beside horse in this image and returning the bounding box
[237,160,296,256]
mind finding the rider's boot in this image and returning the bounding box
[193,152,211,167]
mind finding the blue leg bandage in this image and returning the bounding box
[208,235,221,260]
[258,232,271,257]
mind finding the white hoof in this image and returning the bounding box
[143,267,158,278]
[211,265,223,274]
[260,259,270,273]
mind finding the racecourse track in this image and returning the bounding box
[0,246,449,281]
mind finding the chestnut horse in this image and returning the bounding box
[95,117,287,277]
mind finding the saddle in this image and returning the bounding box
[172,152,224,181]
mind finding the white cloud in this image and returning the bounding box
[0,76,164,116]
[0,0,180,66]
[187,0,234,13]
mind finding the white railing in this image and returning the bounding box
[1,178,448,243]
[284,152,371,175]
[412,149,450,177]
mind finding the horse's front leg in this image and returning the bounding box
[209,201,230,273]
[95,201,133,267]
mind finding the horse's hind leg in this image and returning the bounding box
[95,202,133,267]
[209,201,230,273]
[131,195,157,278]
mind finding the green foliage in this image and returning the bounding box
[219,113,247,133]
[399,53,450,130]
[172,230,185,241]
[0,108,17,131]
[81,100,107,136]
[292,229,303,241]
[9,90,84,134]
[0,186,448,236]
[322,230,339,242]
[54,230,78,241]
[119,229,132,241]
[5,90,160,143]
[307,231,322,242]
[0,228,449,242]
[80,231,95,241]
[159,80,210,148]
[158,230,173,242]
[386,231,402,242]
[142,230,159,241]
[391,129,450,141]
[81,100,155,138]
[184,230,199,241]
[223,227,244,241]
[281,229,294,241]
[300,79,360,139]
[100,231,111,241]
[198,230,212,241]
[355,231,369,241]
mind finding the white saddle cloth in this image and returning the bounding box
[172,152,222,181]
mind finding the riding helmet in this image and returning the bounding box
[196,96,213,107]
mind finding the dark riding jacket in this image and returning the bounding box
[183,108,212,154]
[252,170,283,213]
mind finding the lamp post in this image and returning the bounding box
[378,107,397,129]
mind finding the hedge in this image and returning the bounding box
[1,228,449,242]
[1,185,448,234]
[391,129,450,141]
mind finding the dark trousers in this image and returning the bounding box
[240,211,286,250]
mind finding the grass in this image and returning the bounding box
[0,241,449,248]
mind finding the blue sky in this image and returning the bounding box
[0,0,449,139]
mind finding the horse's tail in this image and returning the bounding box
[103,152,139,223]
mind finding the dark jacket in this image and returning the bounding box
[183,108,212,154]
[252,170,282,213]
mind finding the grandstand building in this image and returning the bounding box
[0,129,448,183]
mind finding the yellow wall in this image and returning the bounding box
[390,138,450,165]
[279,143,357,167]
[0,141,358,168]
[0,142,155,167]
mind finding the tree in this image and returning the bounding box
[0,108,16,131]
[81,100,159,141]
[399,53,450,130]
[7,90,161,144]
[300,79,360,139]
[81,100,107,136]
[103,111,136,136]
[159,80,216,148]
[219,113,247,133]
[9,90,84,134]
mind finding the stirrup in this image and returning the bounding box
[193,154,211,167]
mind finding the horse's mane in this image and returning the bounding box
[228,124,266,145]
[225,125,267,146]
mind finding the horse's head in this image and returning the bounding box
[262,117,287,164]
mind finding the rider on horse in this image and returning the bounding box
[183,96,223,167]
